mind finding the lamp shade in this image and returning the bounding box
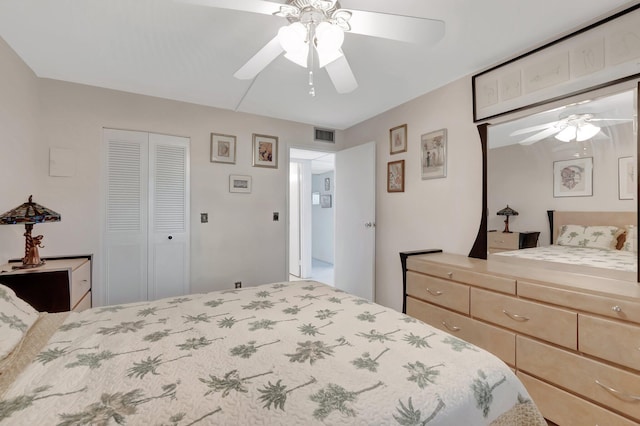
[0,195,61,224]
[496,205,518,217]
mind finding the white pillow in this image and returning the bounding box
[0,283,40,360]
[556,225,623,250]
[622,225,637,253]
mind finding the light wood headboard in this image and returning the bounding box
[548,210,637,245]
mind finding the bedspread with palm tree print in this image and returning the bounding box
[0,281,545,425]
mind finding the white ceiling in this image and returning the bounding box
[0,0,636,130]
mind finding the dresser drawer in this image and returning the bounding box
[579,314,640,372]
[518,372,638,426]
[73,290,92,312]
[517,336,640,422]
[519,280,640,324]
[407,271,469,314]
[471,288,577,349]
[406,297,516,365]
[487,232,519,250]
[408,261,516,294]
[70,260,91,310]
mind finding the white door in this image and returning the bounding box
[148,133,190,300]
[289,161,301,277]
[334,141,376,301]
[104,129,190,305]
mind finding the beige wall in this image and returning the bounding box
[1,36,482,313]
[344,78,483,311]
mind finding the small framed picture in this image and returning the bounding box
[387,160,405,192]
[553,157,593,197]
[320,194,332,208]
[618,156,636,200]
[210,133,236,164]
[252,134,278,168]
[324,177,330,191]
[229,174,252,193]
[390,124,408,155]
[421,129,447,180]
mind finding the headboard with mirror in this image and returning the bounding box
[469,4,640,283]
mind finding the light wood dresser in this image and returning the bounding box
[0,255,92,312]
[403,251,640,426]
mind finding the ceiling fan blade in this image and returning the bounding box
[179,0,282,16]
[509,120,562,136]
[346,9,444,44]
[518,127,560,145]
[234,36,284,80]
[324,55,358,94]
[588,118,634,122]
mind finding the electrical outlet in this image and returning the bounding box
[200,213,208,223]
[235,281,242,289]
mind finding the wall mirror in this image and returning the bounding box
[475,82,639,282]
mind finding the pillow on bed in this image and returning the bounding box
[556,225,623,250]
[622,225,637,252]
[0,283,40,361]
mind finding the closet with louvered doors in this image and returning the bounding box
[103,128,190,305]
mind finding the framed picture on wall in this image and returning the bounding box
[618,156,636,200]
[324,177,330,191]
[387,160,405,192]
[229,175,252,193]
[553,157,593,197]
[252,134,278,168]
[210,133,236,164]
[421,129,447,180]
[389,124,408,155]
[320,194,332,208]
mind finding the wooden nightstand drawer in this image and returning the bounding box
[518,372,638,426]
[70,260,91,310]
[73,290,92,312]
[407,271,469,314]
[518,336,640,422]
[471,288,577,349]
[406,297,516,365]
[487,232,519,250]
[579,314,640,371]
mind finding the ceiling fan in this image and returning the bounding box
[510,113,633,145]
[182,0,445,96]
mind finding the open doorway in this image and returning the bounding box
[289,148,335,286]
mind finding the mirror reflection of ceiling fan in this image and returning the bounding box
[182,0,445,95]
[510,113,633,145]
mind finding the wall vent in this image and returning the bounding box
[314,127,335,143]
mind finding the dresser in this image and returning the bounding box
[0,255,92,312]
[402,251,640,426]
[487,231,540,253]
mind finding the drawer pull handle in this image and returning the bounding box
[447,272,453,279]
[502,310,530,322]
[426,288,443,296]
[595,379,640,402]
[612,305,622,313]
[442,321,460,332]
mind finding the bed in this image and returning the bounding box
[0,281,545,425]
[493,210,637,274]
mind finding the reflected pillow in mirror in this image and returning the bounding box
[556,225,623,250]
[0,283,40,361]
[622,225,637,253]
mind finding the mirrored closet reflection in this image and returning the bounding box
[487,85,637,279]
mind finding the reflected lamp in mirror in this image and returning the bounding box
[0,195,61,268]
[496,205,518,233]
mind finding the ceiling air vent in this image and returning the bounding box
[314,127,335,143]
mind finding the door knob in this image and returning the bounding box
[168,235,173,240]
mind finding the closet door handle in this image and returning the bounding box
[595,379,640,402]
[502,309,530,322]
[442,321,460,332]
[168,235,173,240]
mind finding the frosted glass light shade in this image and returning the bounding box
[279,23,309,68]
[576,123,600,141]
[555,126,577,142]
[316,22,344,67]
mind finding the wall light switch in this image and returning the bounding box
[200,213,208,223]
[273,212,279,221]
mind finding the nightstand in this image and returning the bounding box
[0,255,92,312]
[487,231,540,253]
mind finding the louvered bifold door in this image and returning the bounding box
[104,129,149,304]
[148,133,190,301]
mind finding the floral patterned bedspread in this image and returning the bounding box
[494,245,637,272]
[1,281,545,425]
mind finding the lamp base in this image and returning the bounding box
[12,260,46,270]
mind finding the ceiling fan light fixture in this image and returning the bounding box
[555,126,577,142]
[315,22,344,67]
[576,123,600,141]
[278,23,309,67]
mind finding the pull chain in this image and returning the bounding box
[307,23,316,97]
